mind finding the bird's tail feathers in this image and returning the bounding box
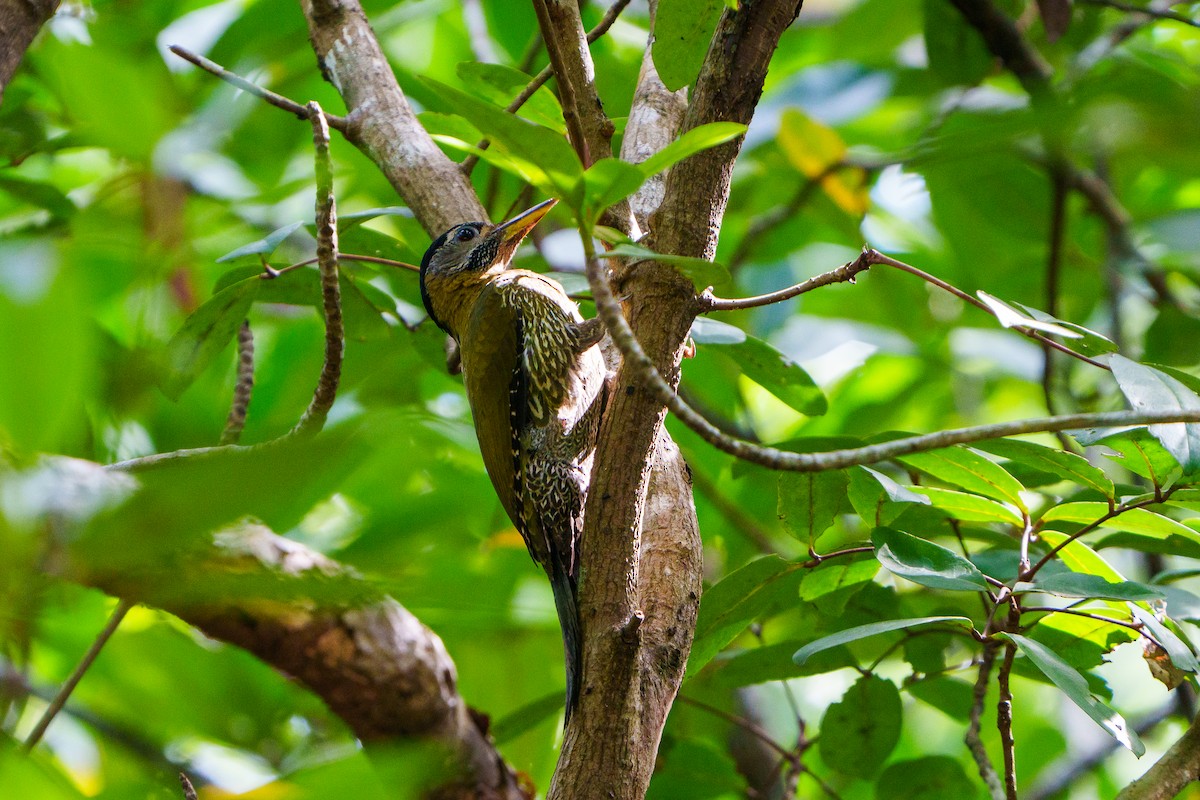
[549,564,582,723]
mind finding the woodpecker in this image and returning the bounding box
[419,199,606,718]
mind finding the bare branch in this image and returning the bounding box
[946,0,1053,96]
[23,599,133,751]
[531,0,615,168]
[219,320,255,446]
[967,644,1006,800]
[698,255,871,312]
[179,773,198,800]
[301,0,486,234]
[291,103,344,438]
[619,0,688,229]
[1078,0,1200,28]
[997,639,1018,800]
[74,522,528,800]
[168,46,348,132]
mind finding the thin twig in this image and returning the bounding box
[698,256,872,312]
[967,643,1006,800]
[997,638,1018,800]
[179,773,198,800]
[1042,170,1078,450]
[219,320,255,445]
[291,102,345,438]
[1024,487,1175,580]
[23,599,134,751]
[1021,606,1159,646]
[677,694,797,761]
[869,251,1109,369]
[168,45,348,132]
[583,233,1200,472]
[1078,0,1200,27]
[461,0,631,175]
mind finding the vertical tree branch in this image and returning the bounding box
[219,320,255,446]
[292,103,344,438]
[1115,712,1200,800]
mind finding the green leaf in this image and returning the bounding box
[638,122,747,177]
[876,756,975,800]
[1002,633,1145,756]
[1017,303,1117,356]
[0,174,75,221]
[923,0,993,85]
[1081,427,1182,486]
[872,527,989,591]
[1042,503,1200,544]
[778,470,848,544]
[1026,573,1163,602]
[793,616,975,665]
[490,691,563,744]
[709,641,856,688]
[898,446,1027,510]
[420,77,582,202]
[819,675,902,776]
[1110,355,1200,474]
[908,486,1024,525]
[798,557,879,602]
[216,221,306,263]
[606,244,731,289]
[976,439,1114,499]
[160,278,260,400]
[652,0,725,91]
[690,318,826,414]
[454,61,565,133]
[907,677,975,721]
[1037,531,1127,584]
[689,556,806,677]
[579,158,647,217]
[848,466,928,527]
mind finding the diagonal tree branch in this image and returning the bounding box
[300,0,486,234]
[70,522,528,800]
[0,0,59,106]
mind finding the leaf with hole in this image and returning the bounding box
[652,0,725,91]
[1002,633,1144,755]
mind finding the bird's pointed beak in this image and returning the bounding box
[494,198,558,246]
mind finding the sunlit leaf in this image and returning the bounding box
[977,439,1114,499]
[216,221,306,263]
[908,486,1023,526]
[898,446,1027,510]
[638,122,747,177]
[1110,355,1200,474]
[1002,633,1145,756]
[777,109,869,216]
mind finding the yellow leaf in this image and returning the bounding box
[777,109,869,216]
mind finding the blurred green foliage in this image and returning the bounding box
[2,1,1200,798]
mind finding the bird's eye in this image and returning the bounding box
[456,227,477,243]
